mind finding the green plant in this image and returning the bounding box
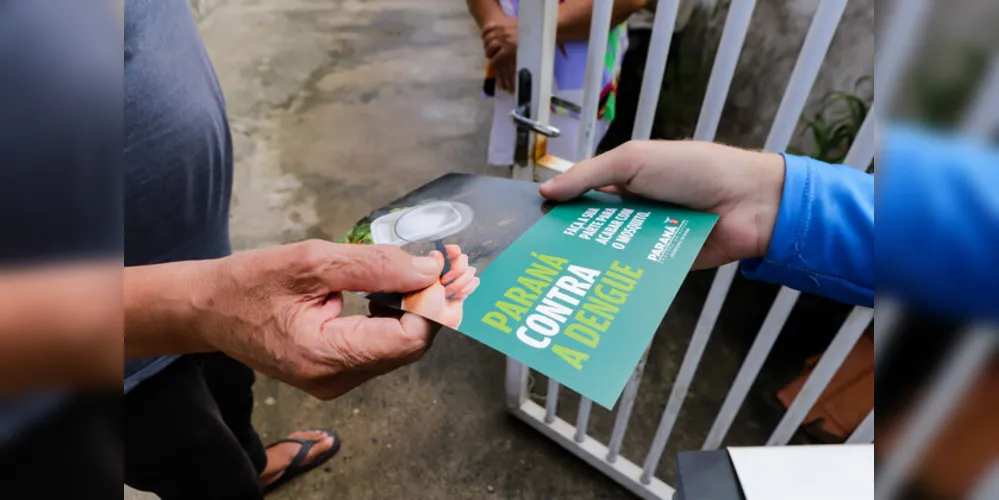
[788,76,872,169]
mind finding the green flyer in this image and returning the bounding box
[339,174,717,408]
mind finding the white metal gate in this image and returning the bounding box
[504,0,999,498]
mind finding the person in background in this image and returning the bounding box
[466,0,648,167]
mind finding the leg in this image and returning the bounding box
[0,393,121,498]
[199,352,267,473]
[199,353,339,491]
[124,356,262,500]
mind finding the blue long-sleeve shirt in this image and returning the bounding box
[742,125,998,321]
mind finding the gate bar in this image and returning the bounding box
[767,306,874,445]
[875,0,931,111]
[875,326,997,499]
[970,463,999,500]
[607,350,650,462]
[506,358,529,409]
[640,262,740,483]
[765,0,848,151]
[545,378,560,423]
[574,0,614,162]
[641,1,759,478]
[575,398,594,442]
[512,0,558,181]
[692,0,757,141]
[631,0,681,141]
[961,54,999,139]
[511,399,675,499]
[702,0,856,450]
[847,409,875,444]
[702,287,801,449]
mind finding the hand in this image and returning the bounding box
[440,244,479,301]
[191,240,445,400]
[402,245,479,329]
[483,16,517,92]
[491,52,516,93]
[539,141,786,270]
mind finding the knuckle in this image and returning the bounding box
[369,245,395,275]
[297,239,332,268]
[618,141,643,165]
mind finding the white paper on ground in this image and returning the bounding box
[727,444,874,500]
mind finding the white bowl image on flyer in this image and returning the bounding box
[369,201,474,246]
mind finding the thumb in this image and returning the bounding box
[539,144,642,201]
[324,313,438,370]
[314,243,443,293]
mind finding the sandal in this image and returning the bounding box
[262,429,341,495]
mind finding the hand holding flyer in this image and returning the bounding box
[340,174,717,408]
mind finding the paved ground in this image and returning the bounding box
[128,0,846,498]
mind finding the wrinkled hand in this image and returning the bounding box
[402,245,479,329]
[539,141,786,270]
[192,240,444,400]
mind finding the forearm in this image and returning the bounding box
[466,0,506,29]
[742,154,875,307]
[557,0,647,43]
[124,260,216,359]
[0,264,121,393]
[877,125,999,320]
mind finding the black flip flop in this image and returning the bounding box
[262,429,341,495]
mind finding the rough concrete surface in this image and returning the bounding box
[127,0,840,498]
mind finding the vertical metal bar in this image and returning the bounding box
[574,398,593,442]
[643,0,756,465]
[514,0,558,181]
[875,0,932,113]
[970,463,999,500]
[764,0,847,152]
[875,326,997,500]
[701,3,853,451]
[767,306,874,445]
[841,0,930,173]
[631,0,680,141]
[873,299,901,364]
[574,0,614,162]
[505,357,529,409]
[640,262,740,483]
[692,0,758,141]
[847,409,875,444]
[961,53,999,140]
[544,378,560,424]
[842,115,877,171]
[637,0,759,477]
[873,298,902,383]
[607,350,650,463]
[702,287,801,450]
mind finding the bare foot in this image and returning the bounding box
[260,430,337,489]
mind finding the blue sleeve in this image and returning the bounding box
[875,126,999,321]
[741,154,874,307]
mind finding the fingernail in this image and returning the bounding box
[415,255,440,275]
[540,179,554,190]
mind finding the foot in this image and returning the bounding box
[260,430,337,488]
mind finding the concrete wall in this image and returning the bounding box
[655,0,875,152]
